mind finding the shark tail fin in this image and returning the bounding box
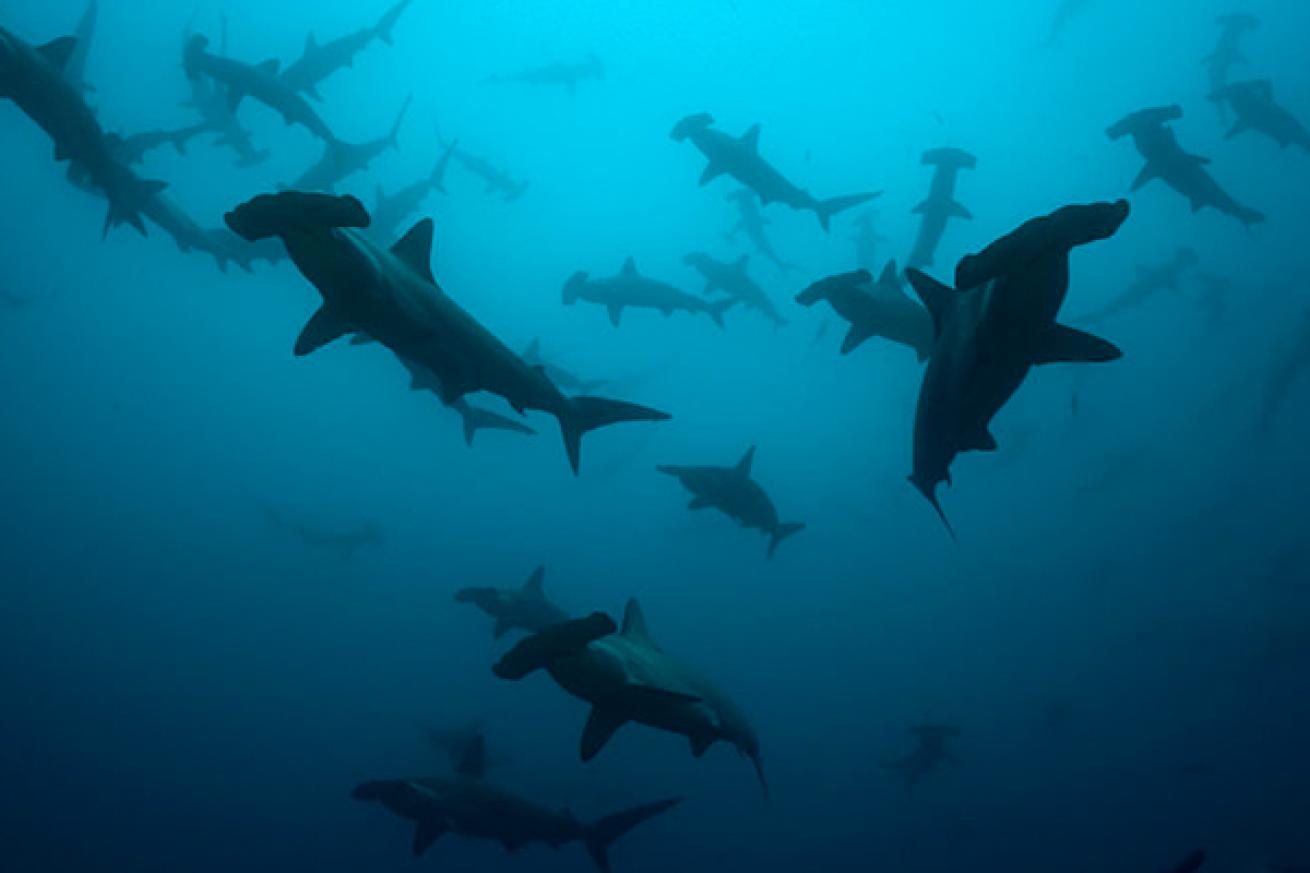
[707,297,737,329]
[814,191,882,232]
[373,0,412,45]
[768,522,806,558]
[459,403,535,447]
[585,798,683,873]
[908,475,957,541]
[557,395,671,475]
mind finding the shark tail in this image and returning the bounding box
[458,403,536,447]
[767,522,806,559]
[585,798,683,873]
[908,475,957,541]
[557,395,671,475]
[373,0,413,45]
[1235,206,1266,229]
[814,191,882,232]
[706,297,737,329]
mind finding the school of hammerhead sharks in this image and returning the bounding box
[3,0,1309,868]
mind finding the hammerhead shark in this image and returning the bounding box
[493,602,768,796]
[280,0,414,101]
[563,257,735,328]
[1107,104,1264,227]
[908,147,976,269]
[434,134,529,201]
[888,724,961,791]
[1204,13,1260,118]
[1,28,167,237]
[797,262,933,360]
[671,113,879,231]
[521,339,609,395]
[850,209,890,272]
[483,54,605,96]
[262,504,382,561]
[224,192,670,473]
[1212,79,1310,153]
[904,200,1129,536]
[180,24,270,169]
[1043,0,1094,47]
[724,188,797,273]
[1078,246,1199,325]
[1259,309,1310,431]
[682,252,788,327]
[353,735,681,870]
[657,446,805,558]
[370,141,455,242]
[289,94,411,191]
[454,565,569,638]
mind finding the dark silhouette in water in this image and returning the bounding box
[0,28,167,237]
[225,193,670,473]
[521,339,610,395]
[454,565,569,638]
[261,504,382,562]
[657,445,805,558]
[670,112,880,231]
[1192,272,1231,328]
[370,140,455,242]
[908,147,976,269]
[483,54,605,96]
[682,251,788,327]
[391,355,539,446]
[1204,13,1260,120]
[1078,246,1199,325]
[1212,79,1310,153]
[106,124,208,166]
[434,133,530,201]
[279,0,414,101]
[849,209,889,271]
[63,0,97,95]
[905,200,1129,537]
[1043,0,1094,46]
[1167,849,1208,873]
[724,188,798,273]
[796,262,933,360]
[0,287,39,308]
[1107,105,1264,227]
[888,724,960,791]
[563,257,735,328]
[288,94,411,192]
[183,34,337,142]
[494,602,769,797]
[1259,309,1310,431]
[353,735,681,870]
[179,24,270,169]
[422,718,487,768]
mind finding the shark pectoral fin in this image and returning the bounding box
[38,37,78,72]
[840,323,876,355]
[606,304,623,327]
[226,87,247,114]
[1130,164,1157,191]
[689,732,715,758]
[581,707,628,761]
[413,819,448,856]
[1031,323,1123,365]
[688,497,713,510]
[492,617,514,639]
[391,219,436,283]
[294,306,351,356]
[699,161,729,186]
[948,200,973,220]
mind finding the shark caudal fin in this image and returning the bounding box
[457,402,536,447]
[492,612,618,680]
[373,0,414,46]
[814,191,882,232]
[225,192,370,241]
[557,396,671,475]
[767,522,806,558]
[584,798,683,873]
[908,474,957,541]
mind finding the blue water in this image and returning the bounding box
[2,1,1309,871]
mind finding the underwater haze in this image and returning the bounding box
[2,0,1310,871]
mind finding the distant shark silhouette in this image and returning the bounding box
[1078,246,1198,325]
[797,262,933,360]
[1204,13,1260,120]
[280,0,414,101]
[370,140,455,242]
[849,209,890,272]
[682,252,788,327]
[289,94,411,192]
[908,147,976,269]
[261,503,382,562]
[483,54,605,96]
[434,133,530,201]
[1212,79,1310,153]
[564,257,735,328]
[455,565,569,638]
[521,339,610,395]
[724,188,797,272]
[888,724,960,791]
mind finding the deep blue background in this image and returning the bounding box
[2,1,1309,871]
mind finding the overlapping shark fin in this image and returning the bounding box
[38,37,78,72]
[1031,323,1123,365]
[904,269,958,338]
[735,445,756,477]
[620,256,639,278]
[877,260,900,288]
[620,599,657,648]
[585,798,683,873]
[492,617,513,639]
[739,123,761,151]
[699,161,729,186]
[581,707,628,761]
[392,219,435,283]
[523,565,546,596]
[1131,163,1158,191]
[295,305,351,356]
[456,734,487,778]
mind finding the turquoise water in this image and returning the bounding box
[2,1,1309,871]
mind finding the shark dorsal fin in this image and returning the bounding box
[739,123,761,152]
[305,31,318,51]
[524,337,540,358]
[621,599,657,648]
[620,256,639,278]
[877,260,899,289]
[735,445,756,477]
[904,269,959,339]
[257,58,281,76]
[38,37,78,72]
[457,735,486,778]
[392,219,436,283]
[523,565,545,596]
